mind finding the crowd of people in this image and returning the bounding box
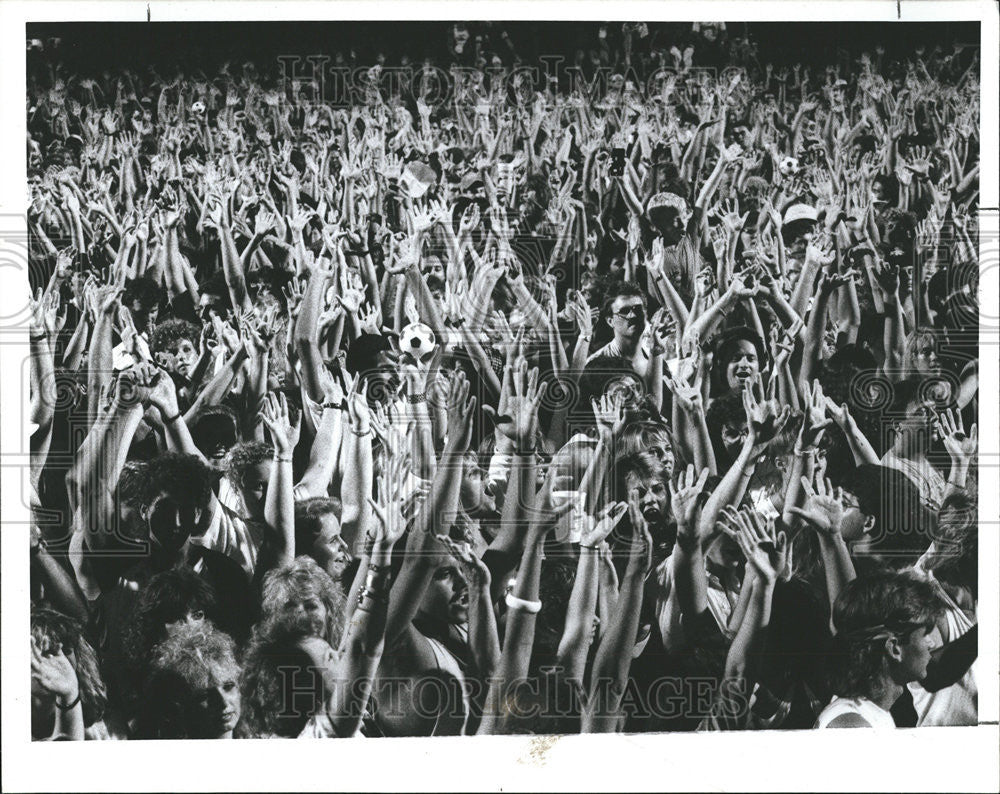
[27,22,980,740]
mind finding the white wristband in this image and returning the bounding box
[505,592,542,614]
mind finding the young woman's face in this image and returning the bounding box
[193,662,242,738]
[279,591,328,638]
[912,337,941,375]
[625,471,669,525]
[894,399,937,450]
[461,458,495,515]
[645,435,675,478]
[312,514,352,582]
[165,607,207,636]
[726,340,759,392]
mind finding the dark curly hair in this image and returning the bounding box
[709,325,769,398]
[223,440,274,482]
[149,318,199,355]
[127,568,220,675]
[141,452,215,512]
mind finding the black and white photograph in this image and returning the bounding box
[2,2,998,791]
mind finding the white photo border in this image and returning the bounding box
[2,2,997,791]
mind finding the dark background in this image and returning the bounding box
[27,21,980,73]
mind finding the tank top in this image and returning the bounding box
[815,696,896,729]
[908,574,977,726]
[424,628,471,736]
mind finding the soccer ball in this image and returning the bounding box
[779,156,800,177]
[191,100,206,115]
[399,322,436,362]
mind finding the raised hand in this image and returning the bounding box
[500,358,546,450]
[436,535,491,589]
[147,367,181,418]
[788,472,846,537]
[368,445,412,563]
[743,373,792,456]
[799,380,833,448]
[934,407,977,465]
[626,488,654,573]
[643,307,676,356]
[669,464,710,533]
[30,637,79,705]
[259,391,301,456]
[719,507,786,584]
[577,501,628,549]
[871,259,899,299]
[591,390,627,440]
[444,370,476,453]
[805,237,835,268]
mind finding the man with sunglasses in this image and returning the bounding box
[587,282,648,368]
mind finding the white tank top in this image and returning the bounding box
[908,577,978,726]
[815,696,896,729]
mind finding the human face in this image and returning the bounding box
[607,296,646,342]
[893,626,936,684]
[280,590,329,638]
[461,456,495,515]
[421,565,469,625]
[422,256,446,289]
[165,607,207,636]
[239,461,272,518]
[839,490,875,542]
[726,340,759,392]
[894,399,936,452]
[170,338,199,379]
[625,472,669,525]
[145,491,202,555]
[645,436,675,478]
[193,662,241,738]
[721,419,749,461]
[312,514,352,582]
[912,337,941,376]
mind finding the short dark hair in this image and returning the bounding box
[294,497,343,555]
[601,281,646,317]
[141,453,215,512]
[149,318,199,355]
[841,464,936,562]
[123,275,161,312]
